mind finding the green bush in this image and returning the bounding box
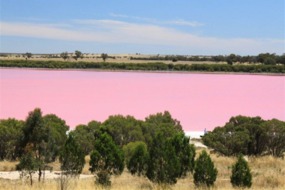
[127,142,149,176]
[230,155,252,188]
[194,150,218,187]
[89,133,124,186]
[202,116,285,157]
[59,135,85,176]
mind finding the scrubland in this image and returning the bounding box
[0,149,284,190]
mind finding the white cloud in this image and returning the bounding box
[109,13,204,27]
[166,19,204,27]
[1,20,284,54]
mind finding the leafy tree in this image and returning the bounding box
[202,116,266,156]
[102,115,145,147]
[194,150,218,187]
[16,152,41,186]
[20,108,49,182]
[146,133,181,185]
[74,50,83,60]
[101,53,108,62]
[60,52,69,60]
[231,155,252,188]
[43,114,69,162]
[24,52,32,60]
[89,133,124,186]
[58,134,84,190]
[264,57,276,65]
[227,54,237,65]
[170,133,196,176]
[127,142,149,176]
[0,119,24,160]
[59,135,85,175]
[276,54,285,65]
[70,120,101,155]
[257,53,276,64]
[143,111,184,146]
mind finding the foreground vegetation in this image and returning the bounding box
[0,109,284,189]
[1,59,285,73]
[1,151,285,190]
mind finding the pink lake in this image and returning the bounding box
[0,68,284,133]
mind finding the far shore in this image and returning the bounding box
[1,67,285,76]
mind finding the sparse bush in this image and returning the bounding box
[16,152,41,186]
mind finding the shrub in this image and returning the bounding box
[146,133,181,184]
[230,155,252,188]
[59,135,85,176]
[194,150,218,187]
[126,142,149,176]
[89,133,124,186]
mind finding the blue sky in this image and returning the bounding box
[0,0,284,55]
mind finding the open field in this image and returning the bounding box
[0,56,225,65]
[1,149,284,190]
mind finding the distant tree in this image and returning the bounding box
[24,52,32,60]
[60,52,69,60]
[101,53,108,62]
[230,155,252,188]
[74,50,83,60]
[172,58,178,62]
[257,53,277,64]
[227,54,237,65]
[194,150,218,187]
[127,142,149,176]
[276,54,285,65]
[89,133,124,186]
[213,55,225,62]
[264,57,276,65]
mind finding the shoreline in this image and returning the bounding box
[1,67,285,76]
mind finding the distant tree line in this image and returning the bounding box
[1,108,270,188]
[131,53,285,65]
[1,59,285,73]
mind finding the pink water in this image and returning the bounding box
[0,68,284,132]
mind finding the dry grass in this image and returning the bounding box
[0,152,284,190]
[0,56,225,65]
[0,160,18,171]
